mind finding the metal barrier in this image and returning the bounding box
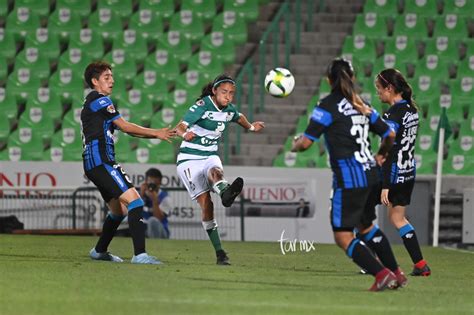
[0,186,246,241]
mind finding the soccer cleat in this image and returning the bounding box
[216,249,231,265]
[394,267,408,288]
[369,268,398,292]
[410,260,431,276]
[89,248,123,262]
[131,253,162,265]
[221,177,244,207]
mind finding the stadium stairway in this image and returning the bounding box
[223,0,365,166]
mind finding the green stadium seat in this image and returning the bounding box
[161,89,192,125]
[223,0,259,22]
[88,8,123,44]
[14,0,50,19]
[424,37,460,61]
[0,113,10,145]
[403,0,439,17]
[134,139,175,164]
[200,32,236,66]
[449,77,473,114]
[117,89,154,125]
[17,107,56,141]
[51,124,82,147]
[103,49,138,84]
[295,115,309,133]
[0,55,7,82]
[143,49,180,84]
[49,135,83,162]
[57,47,93,74]
[0,87,19,121]
[49,68,85,104]
[410,75,441,114]
[6,7,41,42]
[372,54,407,78]
[112,133,134,163]
[97,0,133,20]
[432,14,468,40]
[0,1,8,20]
[273,145,319,168]
[156,31,192,64]
[317,78,331,100]
[450,134,473,156]
[443,154,474,175]
[352,13,388,40]
[55,0,91,20]
[414,54,450,86]
[212,12,248,46]
[392,14,429,39]
[14,47,50,82]
[341,35,377,67]
[6,67,42,103]
[187,51,224,81]
[132,70,169,104]
[128,10,164,44]
[383,35,419,66]
[24,28,61,62]
[0,28,18,61]
[7,128,46,161]
[458,117,474,139]
[456,55,474,78]
[414,153,436,174]
[181,0,216,23]
[443,0,474,17]
[174,70,207,100]
[48,8,83,45]
[417,118,435,154]
[24,87,63,122]
[68,28,105,60]
[169,10,205,44]
[150,106,179,127]
[112,29,149,64]
[363,0,400,16]
[139,0,175,22]
[42,146,66,162]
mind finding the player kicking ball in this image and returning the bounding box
[81,61,175,264]
[174,74,264,265]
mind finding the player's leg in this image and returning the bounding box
[331,188,397,291]
[389,205,431,276]
[90,198,126,262]
[119,188,161,264]
[206,156,243,207]
[196,191,230,265]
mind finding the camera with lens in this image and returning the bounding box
[147,183,158,192]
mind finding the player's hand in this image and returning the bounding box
[183,131,196,141]
[155,127,176,142]
[381,189,390,206]
[291,134,302,152]
[250,121,265,132]
[374,154,386,166]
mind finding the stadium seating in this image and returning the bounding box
[0,87,19,122]
[128,9,164,44]
[392,14,429,39]
[88,8,123,44]
[139,0,175,22]
[97,0,133,21]
[199,32,236,66]
[156,30,192,64]
[423,37,460,61]
[112,29,148,64]
[363,0,399,16]
[341,35,377,68]
[14,0,50,19]
[432,14,469,40]
[14,47,51,82]
[174,70,207,100]
[443,0,474,17]
[352,12,389,40]
[133,139,175,164]
[48,7,83,44]
[0,28,17,61]
[212,12,248,46]
[403,0,439,17]
[168,10,205,44]
[187,51,225,81]
[55,0,91,20]
[68,28,105,60]
[181,0,216,23]
[132,70,169,104]
[24,28,61,62]
[6,7,41,42]
[6,67,42,102]
[383,35,419,67]
[143,49,180,84]
[223,0,259,22]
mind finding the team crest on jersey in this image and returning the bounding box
[195,99,205,106]
[106,104,116,113]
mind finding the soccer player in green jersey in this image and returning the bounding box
[174,74,265,265]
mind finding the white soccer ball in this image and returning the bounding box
[264,67,295,98]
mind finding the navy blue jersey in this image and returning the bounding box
[382,100,419,187]
[304,90,391,189]
[81,91,121,171]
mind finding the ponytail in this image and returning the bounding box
[197,74,235,101]
[327,58,371,115]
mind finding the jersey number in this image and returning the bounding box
[350,124,372,164]
[398,126,417,169]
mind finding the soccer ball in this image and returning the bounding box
[264,67,295,98]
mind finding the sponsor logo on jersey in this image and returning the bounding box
[99,99,107,105]
[106,104,116,113]
[337,99,358,116]
[195,99,205,106]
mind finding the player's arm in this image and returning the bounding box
[369,109,395,165]
[113,117,175,142]
[237,113,265,132]
[174,120,195,141]
[292,104,332,152]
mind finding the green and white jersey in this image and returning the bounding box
[177,95,241,165]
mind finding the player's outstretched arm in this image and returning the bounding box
[174,121,196,141]
[113,117,176,142]
[237,114,265,132]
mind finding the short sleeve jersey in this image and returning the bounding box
[304,90,391,189]
[81,90,121,170]
[382,100,419,187]
[177,95,240,165]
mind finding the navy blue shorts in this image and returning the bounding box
[84,162,134,203]
[388,180,415,207]
[330,183,381,231]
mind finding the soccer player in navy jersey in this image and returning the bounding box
[81,61,175,264]
[375,68,431,276]
[292,58,407,291]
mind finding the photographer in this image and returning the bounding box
[138,168,172,239]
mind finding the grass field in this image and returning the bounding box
[0,235,473,315]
